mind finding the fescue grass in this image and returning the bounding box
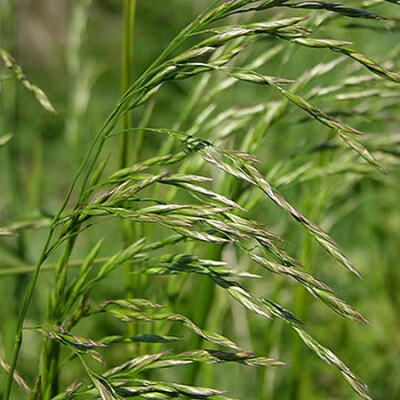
[1,1,400,399]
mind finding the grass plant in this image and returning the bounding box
[1,1,400,400]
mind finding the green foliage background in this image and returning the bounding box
[1,1,399,399]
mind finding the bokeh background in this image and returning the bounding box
[1,1,399,399]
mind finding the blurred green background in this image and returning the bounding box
[1,1,399,399]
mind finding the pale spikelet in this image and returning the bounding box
[309,288,368,324]
[105,349,284,377]
[201,145,361,276]
[90,374,121,400]
[0,228,15,236]
[293,327,372,400]
[133,252,260,279]
[114,379,227,399]
[104,353,167,377]
[286,1,387,20]
[0,354,31,393]
[97,299,243,352]
[160,175,244,210]
[265,81,385,172]
[292,38,400,83]
[198,16,309,47]
[251,254,333,292]
[0,49,56,112]
[101,334,181,346]
[0,133,13,147]
[35,326,106,365]
[50,381,84,400]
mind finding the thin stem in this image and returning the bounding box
[120,1,137,344]
[41,235,78,399]
[4,230,53,399]
[119,0,136,170]
[0,257,111,278]
[288,229,314,400]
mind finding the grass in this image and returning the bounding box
[1,1,400,399]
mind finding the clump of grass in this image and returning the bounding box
[2,1,400,400]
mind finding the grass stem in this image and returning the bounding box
[120,0,138,344]
[119,0,136,170]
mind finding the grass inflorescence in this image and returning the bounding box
[1,1,400,400]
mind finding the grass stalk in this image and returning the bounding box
[120,0,137,343]
[41,236,77,399]
[288,152,331,399]
[3,232,53,399]
[0,257,112,278]
[288,228,315,400]
[186,246,222,384]
[119,0,136,170]
[3,3,395,399]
